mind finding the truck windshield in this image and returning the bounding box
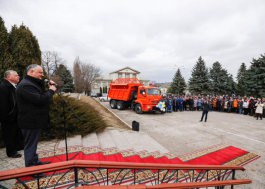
[147,88,161,95]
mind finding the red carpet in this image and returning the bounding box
[185,146,249,165]
[14,144,260,188]
[38,144,259,167]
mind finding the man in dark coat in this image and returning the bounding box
[16,64,56,167]
[200,98,210,122]
[0,70,23,158]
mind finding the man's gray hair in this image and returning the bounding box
[26,64,41,73]
[4,70,16,79]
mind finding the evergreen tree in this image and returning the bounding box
[9,24,41,77]
[169,68,186,95]
[236,63,248,96]
[0,17,13,77]
[244,68,254,97]
[53,64,74,92]
[189,56,210,95]
[209,61,228,95]
[245,54,265,97]
[225,73,236,96]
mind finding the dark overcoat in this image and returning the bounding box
[16,75,55,129]
[0,79,17,123]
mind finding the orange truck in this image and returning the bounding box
[108,78,163,114]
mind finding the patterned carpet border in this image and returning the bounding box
[178,143,230,162]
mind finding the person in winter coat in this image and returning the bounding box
[255,99,264,120]
[0,70,24,158]
[193,97,198,111]
[200,99,210,122]
[249,97,255,116]
[177,96,184,112]
[16,64,57,167]
[197,97,202,111]
[172,96,178,112]
[263,98,265,118]
[243,98,249,115]
[238,98,243,114]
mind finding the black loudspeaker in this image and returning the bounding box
[132,120,139,131]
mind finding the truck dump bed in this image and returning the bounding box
[108,78,142,101]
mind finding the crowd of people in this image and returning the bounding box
[161,95,265,120]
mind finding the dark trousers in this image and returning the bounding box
[243,108,248,115]
[201,110,209,122]
[179,105,183,111]
[256,113,262,120]
[1,122,24,157]
[21,129,41,167]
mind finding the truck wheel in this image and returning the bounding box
[110,100,117,109]
[117,101,124,110]
[135,104,143,114]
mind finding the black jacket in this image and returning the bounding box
[16,75,55,129]
[202,101,210,111]
[0,79,17,123]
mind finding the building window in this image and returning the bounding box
[132,74,136,78]
[125,73,130,78]
[118,73,122,78]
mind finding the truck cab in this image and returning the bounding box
[134,86,162,113]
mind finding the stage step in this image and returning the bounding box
[54,128,171,160]
[96,129,119,158]
[57,135,82,148]
[82,132,99,148]
[107,127,169,155]
[106,127,134,151]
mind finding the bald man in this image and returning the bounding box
[16,64,56,167]
[0,70,24,158]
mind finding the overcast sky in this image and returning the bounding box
[1,0,265,82]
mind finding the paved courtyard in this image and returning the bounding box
[101,101,265,189]
[0,99,264,188]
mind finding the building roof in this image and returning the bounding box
[110,66,140,74]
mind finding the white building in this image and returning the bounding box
[91,67,149,94]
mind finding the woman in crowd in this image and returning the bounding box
[193,97,198,111]
[243,98,249,115]
[255,99,264,120]
[197,97,202,111]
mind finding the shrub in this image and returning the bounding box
[41,94,107,140]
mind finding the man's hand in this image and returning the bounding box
[48,80,57,92]
[48,80,57,86]
[49,85,57,92]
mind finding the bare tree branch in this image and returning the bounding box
[72,57,101,94]
[41,51,64,78]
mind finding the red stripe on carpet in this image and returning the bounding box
[41,152,184,165]
[185,146,248,165]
